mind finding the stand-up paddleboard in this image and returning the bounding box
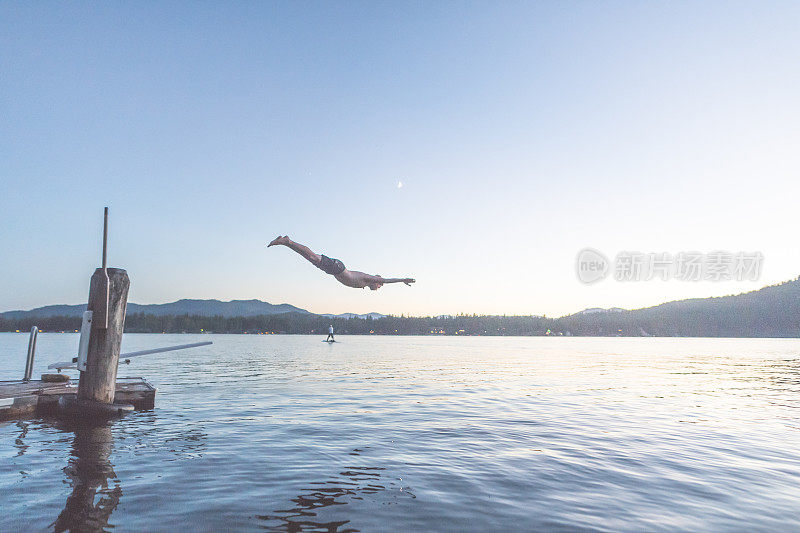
[323,339,336,343]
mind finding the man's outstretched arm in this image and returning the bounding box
[374,276,415,285]
[335,270,415,289]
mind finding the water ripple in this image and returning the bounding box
[1,335,800,531]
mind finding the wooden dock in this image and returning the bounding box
[0,377,155,421]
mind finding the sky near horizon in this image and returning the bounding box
[2,2,799,317]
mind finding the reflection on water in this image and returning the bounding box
[257,453,414,533]
[14,421,30,458]
[51,422,121,533]
[2,335,800,531]
[44,414,209,532]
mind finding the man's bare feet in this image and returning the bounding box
[268,235,288,247]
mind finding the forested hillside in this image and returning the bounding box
[2,277,798,337]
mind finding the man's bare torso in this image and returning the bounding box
[335,270,381,290]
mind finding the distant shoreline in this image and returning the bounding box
[2,331,798,339]
[2,276,798,337]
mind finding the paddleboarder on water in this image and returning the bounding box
[268,236,415,290]
[327,324,335,342]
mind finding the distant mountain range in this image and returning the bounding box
[558,276,800,337]
[0,299,312,319]
[576,307,626,315]
[321,312,386,320]
[2,277,799,336]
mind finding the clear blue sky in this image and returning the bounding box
[2,2,799,316]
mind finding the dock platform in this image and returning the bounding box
[0,377,156,421]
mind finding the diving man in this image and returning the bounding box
[268,236,415,290]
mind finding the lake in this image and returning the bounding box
[1,334,800,531]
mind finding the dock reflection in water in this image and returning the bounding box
[51,421,122,533]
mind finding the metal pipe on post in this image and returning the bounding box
[96,207,110,330]
[48,341,213,371]
[23,326,38,382]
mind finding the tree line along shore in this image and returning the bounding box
[2,277,798,337]
[1,309,797,338]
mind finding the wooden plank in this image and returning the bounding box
[0,395,39,420]
[0,380,75,399]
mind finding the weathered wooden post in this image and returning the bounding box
[60,207,134,417]
[76,267,129,404]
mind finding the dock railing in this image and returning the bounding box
[23,326,38,382]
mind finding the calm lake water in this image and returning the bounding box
[1,334,800,531]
